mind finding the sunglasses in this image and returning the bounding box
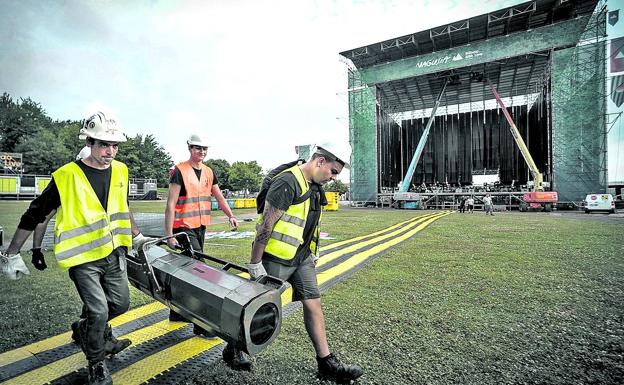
[330,168,340,175]
[191,145,208,151]
[94,140,119,149]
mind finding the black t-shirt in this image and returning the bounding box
[18,160,118,230]
[265,172,322,264]
[169,166,218,196]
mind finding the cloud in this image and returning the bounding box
[1,0,548,176]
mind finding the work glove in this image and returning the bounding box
[31,248,47,271]
[0,252,31,280]
[247,262,267,280]
[132,233,156,251]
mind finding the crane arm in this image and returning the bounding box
[399,78,449,192]
[486,79,544,191]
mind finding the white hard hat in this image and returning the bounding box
[313,144,351,169]
[76,146,91,160]
[79,112,127,142]
[187,134,209,147]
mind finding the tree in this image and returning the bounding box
[204,158,231,190]
[229,161,263,196]
[0,93,53,152]
[116,134,173,187]
[57,121,83,154]
[15,128,74,174]
[325,179,348,195]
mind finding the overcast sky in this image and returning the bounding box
[0,0,548,180]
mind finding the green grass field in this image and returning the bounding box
[0,202,622,384]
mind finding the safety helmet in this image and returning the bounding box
[313,144,351,170]
[79,112,127,142]
[187,134,209,147]
[76,146,91,160]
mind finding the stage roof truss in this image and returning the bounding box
[375,50,551,114]
[340,0,599,69]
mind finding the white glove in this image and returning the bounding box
[132,233,155,250]
[1,252,31,280]
[247,262,267,280]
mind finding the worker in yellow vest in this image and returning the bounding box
[164,133,238,333]
[222,145,364,383]
[29,146,92,271]
[0,112,151,385]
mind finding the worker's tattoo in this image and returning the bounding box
[255,201,284,244]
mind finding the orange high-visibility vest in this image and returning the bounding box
[173,161,213,228]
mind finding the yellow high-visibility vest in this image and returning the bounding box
[52,160,132,270]
[260,165,319,262]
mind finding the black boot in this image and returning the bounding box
[71,319,87,354]
[72,320,131,357]
[222,343,252,371]
[317,353,363,383]
[104,324,132,357]
[87,360,112,385]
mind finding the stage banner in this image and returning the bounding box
[608,1,624,184]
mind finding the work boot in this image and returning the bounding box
[193,324,217,338]
[88,360,112,385]
[222,343,252,371]
[317,353,363,383]
[72,320,131,357]
[104,324,132,356]
[71,319,87,354]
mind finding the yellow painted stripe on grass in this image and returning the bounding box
[317,212,443,268]
[109,301,167,327]
[2,212,448,384]
[317,212,450,286]
[2,320,187,385]
[91,212,450,385]
[0,301,167,368]
[112,336,222,384]
[320,213,431,252]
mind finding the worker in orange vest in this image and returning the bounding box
[164,134,238,334]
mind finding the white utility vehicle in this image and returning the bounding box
[583,194,615,214]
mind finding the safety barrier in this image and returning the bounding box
[0,174,52,198]
[324,191,339,211]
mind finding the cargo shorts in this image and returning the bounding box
[263,254,320,301]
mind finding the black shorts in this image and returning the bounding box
[263,254,320,301]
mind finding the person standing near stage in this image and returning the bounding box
[164,134,239,333]
[0,112,151,385]
[466,196,475,213]
[458,196,466,213]
[483,193,494,216]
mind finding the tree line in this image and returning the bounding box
[0,93,349,196]
[0,93,265,192]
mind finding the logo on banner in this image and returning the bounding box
[609,10,619,26]
[610,37,624,74]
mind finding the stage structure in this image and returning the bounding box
[340,0,607,207]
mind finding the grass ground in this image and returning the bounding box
[0,202,622,384]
